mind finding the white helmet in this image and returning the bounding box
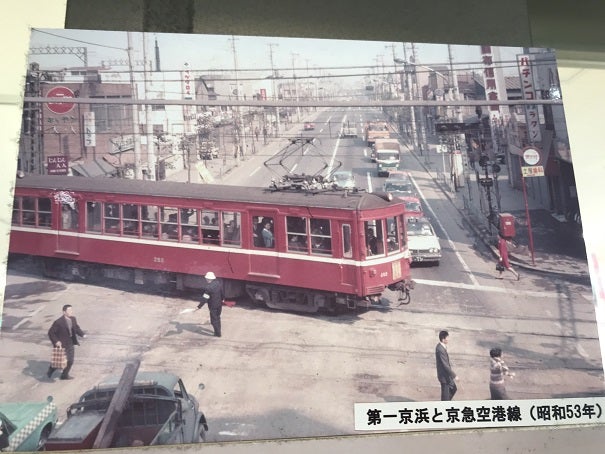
[204,271,216,280]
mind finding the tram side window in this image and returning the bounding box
[21,196,36,226]
[11,197,20,225]
[286,216,308,253]
[86,202,102,233]
[365,219,385,257]
[222,211,241,247]
[122,204,140,237]
[61,202,79,230]
[142,205,159,238]
[160,207,179,241]
[38,197,52,227]
[12,196,51,228]
[104,203,120,234]
[342,224,352,258]
[310,218,332,255]
[201,209,219,245]
[253,216,274,248]
[386,216,401,252]
[180,208,198,243]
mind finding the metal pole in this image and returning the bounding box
[518,155,536,265]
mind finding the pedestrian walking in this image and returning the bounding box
[47,304,86,380]
[496,234,519,280]
[197,271,224,337]
[489,347,515,399]
[435,330,459,400]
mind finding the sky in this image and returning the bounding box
[28,28,528,78]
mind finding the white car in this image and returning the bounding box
[406,218,441,265]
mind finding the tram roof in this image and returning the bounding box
[15,175,401,211]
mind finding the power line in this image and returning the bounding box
[31,28,127,52]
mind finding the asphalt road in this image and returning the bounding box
[1,107,603,445]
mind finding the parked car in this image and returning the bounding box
[45,371,208,450]
[331,170,356,189]
[0,397,58,451]
[303,122,315,131]
[406,217,441,265]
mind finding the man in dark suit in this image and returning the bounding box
[435,330,458,400]
[197,271,224,337]
[47,304,86,380]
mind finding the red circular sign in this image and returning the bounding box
[46,86,75,114]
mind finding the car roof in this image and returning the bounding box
[386,170,411,179]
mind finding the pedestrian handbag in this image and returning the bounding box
[496,261,505,272]
[50,346,67,369]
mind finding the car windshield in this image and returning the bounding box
[405,201,422,212]
[407,221,434,236]
[385,182,413,192]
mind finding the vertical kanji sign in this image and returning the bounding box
[84,111,95,147]
[517,54,542,143]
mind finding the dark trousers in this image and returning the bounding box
[490,382,509,400]
[48,344,75,378]
[209,304,222,336]
[440,381,457,401]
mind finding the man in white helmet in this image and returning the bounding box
[198,271,224,337]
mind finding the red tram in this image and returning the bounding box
[9,175,413,313]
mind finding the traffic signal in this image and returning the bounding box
[435,122,466,133]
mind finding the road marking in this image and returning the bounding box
[366,171,373,193]
[413,277,570,299]
[12,305,45,330]
[326,114,345,174]
[411,177,480,287]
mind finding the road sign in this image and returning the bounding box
[522,146,541,165]
[522,165,544,177]
[45,86,75,114]
[47,155,68,175]
[84,112,96,147]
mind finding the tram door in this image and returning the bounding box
[248,213,280,279]
[339,223,356,288]
[56,201,80,255]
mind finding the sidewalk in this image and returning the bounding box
[410,138,590,282]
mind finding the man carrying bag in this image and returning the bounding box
[47,304,86,380]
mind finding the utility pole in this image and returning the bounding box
[230,36,246,165]
[127,31,142,179]
[291,52,301,123]
[411,43,428,160]
[402,43,417,151]
[142,33,156,180]
[267,43,280,135]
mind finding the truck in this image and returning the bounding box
[364,121,390,150]
[44,368,208,450]
[374,138,401,177]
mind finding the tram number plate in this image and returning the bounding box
[392,261,401,279]
[153,257,165,263]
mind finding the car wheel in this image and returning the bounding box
[37,424,53,450]
[198,428,207,442]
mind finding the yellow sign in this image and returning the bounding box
[521,165,544,177]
